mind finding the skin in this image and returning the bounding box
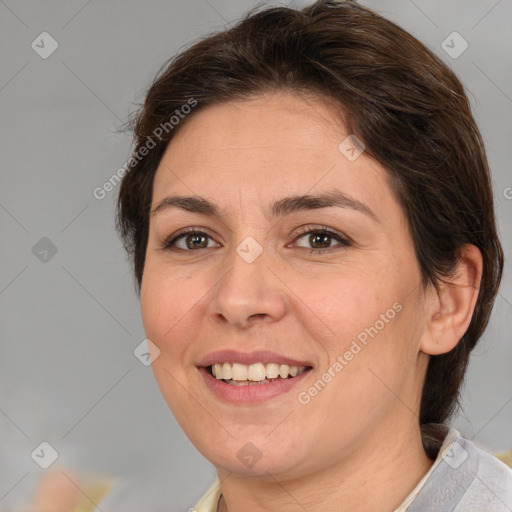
[141,92,482,511]
[30,470,82,512]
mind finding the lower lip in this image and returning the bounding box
[198,367,312,404]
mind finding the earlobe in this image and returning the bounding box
[420,244,483,356]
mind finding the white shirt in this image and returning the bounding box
[193,425,512,511]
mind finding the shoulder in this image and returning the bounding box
[454,436,512,511]
[408,427,512,511]
[193,479,221,512]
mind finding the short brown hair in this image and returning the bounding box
[116,0,503,425]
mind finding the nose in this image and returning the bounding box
[208,241,287,329]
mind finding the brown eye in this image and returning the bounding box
[183,233,209,249]
[308,232,332,249]
[162,229,218,251]
[293,226,350,253]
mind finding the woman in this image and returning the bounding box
[116,1,512,510]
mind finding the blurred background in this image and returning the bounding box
[1,0,511,510]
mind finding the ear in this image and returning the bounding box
[420,244,483,356]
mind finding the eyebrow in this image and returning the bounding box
[151,189,379,222]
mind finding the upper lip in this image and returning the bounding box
[197,350,314,368]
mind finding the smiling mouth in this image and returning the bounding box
[207,362,312,386]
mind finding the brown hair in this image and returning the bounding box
[116,0,503,425]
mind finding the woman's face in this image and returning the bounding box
[141,92,431,479]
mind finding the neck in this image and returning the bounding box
[216,421,434,512]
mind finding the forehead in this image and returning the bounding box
[163,92,346,161]
[151,92,396,222]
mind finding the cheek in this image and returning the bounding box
[314,271,414,383]
[315,273,389,340]
[140,265,201,355]
[140,269,201,418]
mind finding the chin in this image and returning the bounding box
[198,435,311,480]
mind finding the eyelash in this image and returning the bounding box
[160,225,351,255]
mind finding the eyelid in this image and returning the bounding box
[159,226,220,251]
[160,224,351,252]
[290,224,351,251]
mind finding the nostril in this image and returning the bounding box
[248,313,266,321]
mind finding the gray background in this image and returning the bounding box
[0,0,511,510]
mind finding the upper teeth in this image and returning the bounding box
[211,362,307,381]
